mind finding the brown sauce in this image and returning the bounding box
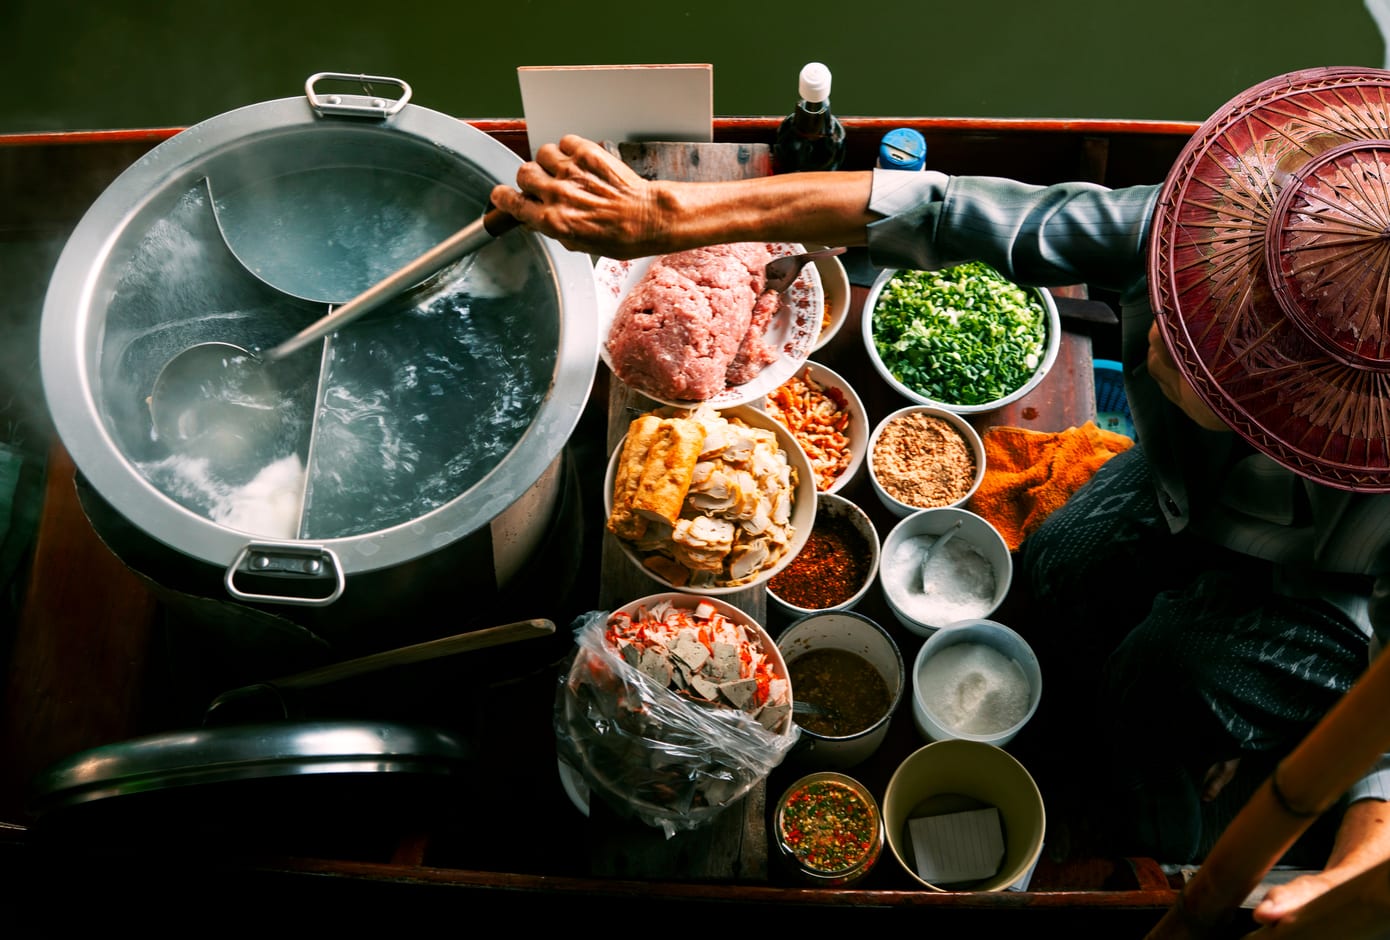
[789,648,892,737]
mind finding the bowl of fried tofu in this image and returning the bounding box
[604,403,818,594]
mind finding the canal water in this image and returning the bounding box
[2,0,1385,133]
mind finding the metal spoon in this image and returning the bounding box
[148,206,519,454]
[792,698,840,722]
[921,519,963,592]
[764,246,847,292]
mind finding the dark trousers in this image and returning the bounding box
[1018,445,1368,862]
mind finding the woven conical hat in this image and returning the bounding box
[1150,67,1390,492]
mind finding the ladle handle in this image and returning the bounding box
[264,207,519,361]
[270,617,555,691]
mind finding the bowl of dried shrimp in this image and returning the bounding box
[763,361,867,495]
[557,593,798,832]
[603,403,817,594]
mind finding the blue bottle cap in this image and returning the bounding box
[878,128,927,171]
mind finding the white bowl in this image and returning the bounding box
[867,405,985,518]
[911,618,1041,747]
[810,251,852,353]
[776,610,904,769]
[862,266,1061,414]
[561,593,795,826]
[768,492,880,616]
[762,360,868,495]
[603,404,817,595]
[880,507,1012,637]
[882,739,1046,891]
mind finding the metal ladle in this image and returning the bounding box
[148,206,519,456]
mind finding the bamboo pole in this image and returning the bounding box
[1145,646,1390,938]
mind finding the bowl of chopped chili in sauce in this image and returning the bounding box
[768,493,879,615]
[776,610,904,768]
[775,771,884,886]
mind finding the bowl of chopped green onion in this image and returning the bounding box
[862,264,1060,414]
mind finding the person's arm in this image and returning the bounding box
[1248,797,1390,934]
[489,135,876,259]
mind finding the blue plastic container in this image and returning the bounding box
[1093,359,1133,439]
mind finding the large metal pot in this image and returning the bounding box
[40,74,599,658]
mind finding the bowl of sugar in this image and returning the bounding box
[911,618,1041,747]
[879,507,1011,637]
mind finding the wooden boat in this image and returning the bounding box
[0,115,1261,931]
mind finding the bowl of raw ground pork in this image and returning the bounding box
[594,243,824,409]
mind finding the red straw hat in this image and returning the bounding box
[1150,67,1390,492]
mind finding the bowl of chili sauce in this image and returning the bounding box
[774,771,884,886]
[767,492,878,615]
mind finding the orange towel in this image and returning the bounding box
[967,421,1134,551]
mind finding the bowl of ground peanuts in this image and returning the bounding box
[867,406,985,519]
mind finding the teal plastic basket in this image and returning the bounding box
[1093,359,1133,439]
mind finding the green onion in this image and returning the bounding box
[871,262,1047,406]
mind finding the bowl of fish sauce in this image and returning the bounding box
[774,771,884,886]
[776,610,905,768]
[767,493,879,616]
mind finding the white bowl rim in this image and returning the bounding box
[767,491,880,614]
[775,608,905,742]
[910,617,1041,742]
[867,405,986,514]
[603,404,817,595]
[861,266,1061,414]
[880,506,1013,635]
[763,358,868,496]
[810,251,852,353]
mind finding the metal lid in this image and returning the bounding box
[1150,67,1390,491]
[31,720,470,813]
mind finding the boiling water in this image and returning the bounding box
[103,178,553,541]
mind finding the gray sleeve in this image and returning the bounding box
[865,169,1160,295]
[1346,753,1390,805]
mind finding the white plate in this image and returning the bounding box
[594,243,824,408]
[762,360,868,495]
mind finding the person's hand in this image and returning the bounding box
[489,135,664,259]
[1146,321,1229,432]
[1251,870,1341,926]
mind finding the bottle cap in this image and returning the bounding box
[799,62,833,103]
[877,128,927,171]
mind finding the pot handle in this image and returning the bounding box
[304,72,412,119]
[224,541,346,607]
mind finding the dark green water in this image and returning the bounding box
[3,0,1384,133]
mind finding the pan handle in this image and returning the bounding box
[305,72,412,118]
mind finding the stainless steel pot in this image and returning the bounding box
[39,75,598,628]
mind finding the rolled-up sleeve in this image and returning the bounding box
[865,170,1160,295]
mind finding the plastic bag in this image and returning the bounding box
[555,605,799,838]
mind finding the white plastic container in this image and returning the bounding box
[910,619,1041,747]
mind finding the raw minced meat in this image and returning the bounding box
[607,243,782,400]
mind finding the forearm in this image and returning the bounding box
[647,172,875,253]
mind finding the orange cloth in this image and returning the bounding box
[966,421,1134,551]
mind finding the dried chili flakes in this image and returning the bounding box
[768,511,868,609]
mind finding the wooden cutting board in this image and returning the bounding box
[587,140,774,882]
[602,140,772,182]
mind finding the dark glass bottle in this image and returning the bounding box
[773,62,847,173]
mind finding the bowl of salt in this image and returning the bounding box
[910,619,1041,747]
[879,507,1011,638]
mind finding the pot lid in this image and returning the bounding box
[30,720,470,814]
[40,76,598,575]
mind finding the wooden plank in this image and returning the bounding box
[588,142,773,882]
[603,140,772,182]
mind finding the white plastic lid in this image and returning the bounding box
[799,62,833,103]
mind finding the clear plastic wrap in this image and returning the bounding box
[555,605,799,838]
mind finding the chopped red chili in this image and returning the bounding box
[769,513,868,609]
